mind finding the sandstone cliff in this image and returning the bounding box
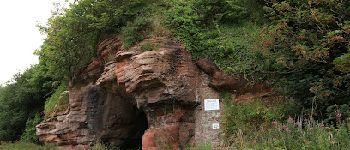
[36,37,271,150]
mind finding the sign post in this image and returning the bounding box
[204,99,220,111]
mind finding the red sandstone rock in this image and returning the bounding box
[196,58,246,91]
[143,124,180,150]
[195,58,272,98]
[36,37,272,149]
[97,36,123,60]
[196,58,219,76]
[142,129,156,149]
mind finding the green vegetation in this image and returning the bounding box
[140,42,155,51]
[122,17,151,49]
[227,117,350,149]
[0,65,55,141]
[0,142,57,150]
[91,142,108,150]
[222,97,285,138]
[37,0,159,80]
[0,0,350,149]
[20,114,42,143]
[187,143,211,150]
[164,0,266,75]
[261,0,350,120]
[164,0,350,120]
[44,84,68,118]
[222,94,350,149]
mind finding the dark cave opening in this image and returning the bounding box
[92,87,149,150]
[118,109,148,149]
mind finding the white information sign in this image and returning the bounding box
[204,99,220,111]
[212,123,220,129]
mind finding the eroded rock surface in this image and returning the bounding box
[36,37,272,150]
[196,58,273,102]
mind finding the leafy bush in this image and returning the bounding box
[44,84,68,118]
[260,0,350,119]
[164,0,266,76]
[221,93,285,139]
[0,65,54,141]
[91,142,107,150]
[20,114,42,143]
[122,17,151,49]
[37,0,156,80]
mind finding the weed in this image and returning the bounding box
[0,142,57,150]
[122,17,151,49]
[141,42,155,51]
[187,143,211,150]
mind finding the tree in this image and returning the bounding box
[262,0,350,118]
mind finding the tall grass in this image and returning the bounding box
[221,93,350,149]
[229,119,350,150]
[187,143,212,150]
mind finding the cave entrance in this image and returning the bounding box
[93,88,149,150]
[118,108,148,149]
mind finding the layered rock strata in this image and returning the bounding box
[36,37,272,149]
[37,37,221,149]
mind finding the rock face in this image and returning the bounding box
[36,37,272,149]
[196,58,272,103]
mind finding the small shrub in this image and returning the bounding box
[44,84,69,117]
[150,14,170,37]
[222,95,285,139]
[91,142,107,150]
[20,114,42,143]
[122,17,151,49]
[140,42,155,51]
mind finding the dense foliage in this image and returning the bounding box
[164,0,350,120]
[37,0,156,80]
[262,0,350,119]
[164,0,266,75]
[0,65,55,141]
[20,114,42,143]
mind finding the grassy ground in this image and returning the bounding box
[0,142,57,150]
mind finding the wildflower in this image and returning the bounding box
[287,116,294,124]
[272,120,278,127]
[282,125,290,133]
[319,122,325,128]
[336,110,342,123]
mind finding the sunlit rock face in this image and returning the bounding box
[36,37,272,150]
